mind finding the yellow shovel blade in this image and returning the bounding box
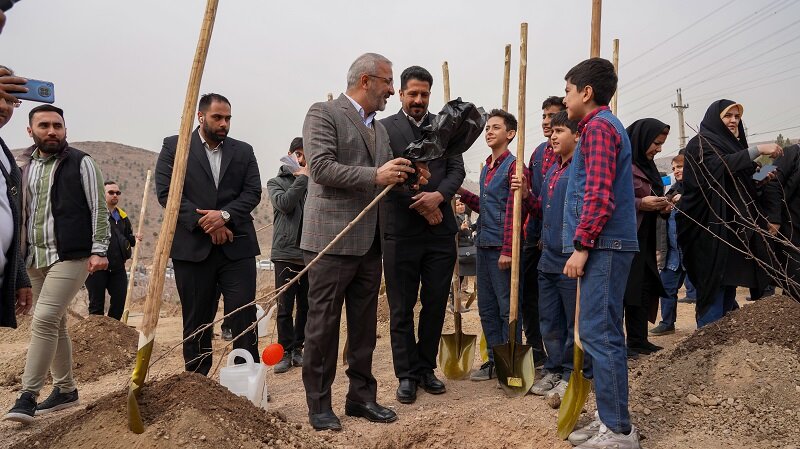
[127,335,154,434]
[439,331,477,380]
[493,342,536,398]
[557,348,592,439]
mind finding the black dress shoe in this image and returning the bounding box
[396,378,417,404]
[309,409,342,431]
[419,372,446,395]
[344,399,397,423]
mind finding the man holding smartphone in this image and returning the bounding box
[5,104,110,424]
[0,65,32,330]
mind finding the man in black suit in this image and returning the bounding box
[379,66,466,404]
[155,93,262,375]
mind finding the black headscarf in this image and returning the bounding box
[697,99,748,154]
[677,99,770,317]
[626,118,669,196]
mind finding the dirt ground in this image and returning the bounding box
[1,283,798,449]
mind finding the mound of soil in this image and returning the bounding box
[11,372,331,449]
[71,315,138,380]
[672,295,799,357]
[631,296,800,448]
[0,315,137,387]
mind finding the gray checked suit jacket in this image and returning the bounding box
[300,94,392,256]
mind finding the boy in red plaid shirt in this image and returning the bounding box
[560,58,641,449]
[458,109,528,382]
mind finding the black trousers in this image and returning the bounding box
[302,240,382,414]
[274,261,309,352]
[173,247,257,375]
[85,266,128,320]
[383,232,455,380]
[522,245,545,362]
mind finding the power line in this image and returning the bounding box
[621,0,795,92]
[622,0,732,68]
[748,124,800,137]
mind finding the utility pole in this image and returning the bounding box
[671,88,689,149]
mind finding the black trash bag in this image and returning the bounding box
[402,98,487,186]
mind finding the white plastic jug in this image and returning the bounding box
[255,304,276,338]
[219,348,267,409]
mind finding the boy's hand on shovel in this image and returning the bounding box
[563,249,589,278]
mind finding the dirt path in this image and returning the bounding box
[0,287,796,449]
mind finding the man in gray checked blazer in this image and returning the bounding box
[300,52,426,431]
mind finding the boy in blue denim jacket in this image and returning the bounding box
[512,111,579,400]
[561,58,641,449]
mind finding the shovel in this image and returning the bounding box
[557,278,592,439]
[439,233,476,380]
[127,0,219,433]
[492,23,535,398]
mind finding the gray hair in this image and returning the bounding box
[346,53,391,89]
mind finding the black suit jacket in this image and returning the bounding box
[379,109,466,238]
[1,137,31,329]
[155,128,262,263]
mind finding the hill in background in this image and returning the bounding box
[13,141,275,263]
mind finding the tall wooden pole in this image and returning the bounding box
[510,22,528,343]
[611,38,619,114]
[502,44,511,111]
[442,61,451,103]
[121,170,152,324]
[590,0,602,57]
[127,0,219,434]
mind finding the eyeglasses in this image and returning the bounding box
[107,191,122,196]
[3,99,21,108]
[367,74,393,86]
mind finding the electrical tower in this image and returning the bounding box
[671,88,689,149]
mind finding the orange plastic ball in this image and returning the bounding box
[261,343,284,366]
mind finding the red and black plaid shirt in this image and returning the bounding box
[574,106,620,248]
[460,150,528,257]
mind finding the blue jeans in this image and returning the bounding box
[696,286,738,327]
[476,247,522,362]
[579,249,634,434]
[658,267,684,327]
[684,275,697,300]
[538,271,577,378]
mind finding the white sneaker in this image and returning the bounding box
[568,411,602,446]
[575,424,641,449]
[530,372,561,396]
[544,379,568,400]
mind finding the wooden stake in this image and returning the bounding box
[121,170,151,324]
[510,22,528,329]
[502,44,511,112]
[611,38,619,114]
[442,61,451,103]
[590,0,602,57]
[128,0,218,434]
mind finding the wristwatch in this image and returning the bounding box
[221,210,231,222]
[92,251,107,257]
[573,240,589,252]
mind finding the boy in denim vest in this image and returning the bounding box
[458,109,526,382]
[561,58,641,449]
[512,111,580,400]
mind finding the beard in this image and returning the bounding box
[33,134,67,154]
[202,121,228,143]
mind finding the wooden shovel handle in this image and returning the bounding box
[502,44,511,112]
[141,0,219,337]
[574,278,583,350]
[508,22,528,324]
[122,170,151,324]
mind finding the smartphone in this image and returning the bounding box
[15,79,55,104]
[752,164,777,182]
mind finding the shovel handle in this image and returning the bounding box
[574,278,583,351]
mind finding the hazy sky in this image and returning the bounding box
[2,0,798,182]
